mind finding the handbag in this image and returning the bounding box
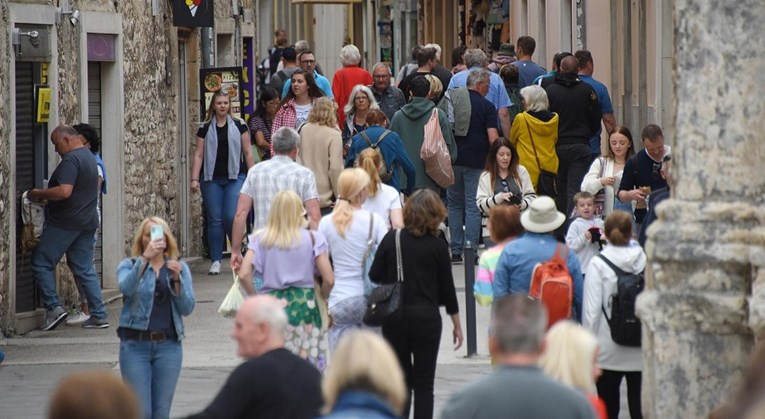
[363,229,404,327]
[524,116,558,199]
[361,213,377,297]
[218,273,245,318]
[309,231,331,330]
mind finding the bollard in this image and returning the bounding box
[463,241,477,358]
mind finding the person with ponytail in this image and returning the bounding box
[318,168,388,352]
[357,148,404,229]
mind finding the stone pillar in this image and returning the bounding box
[636,1,765,417]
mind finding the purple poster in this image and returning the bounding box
[242,37,255,124]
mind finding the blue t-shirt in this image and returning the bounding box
[579,74,614,155]
[454,90,498,169]
[281,71,334,99]
[512,60,547,88]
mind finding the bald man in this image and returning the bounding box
[186,295,322,419]
[28,125,107,331]
[544,56,602,228]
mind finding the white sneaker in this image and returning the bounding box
[65,312,90,326]
[208,261,221,275]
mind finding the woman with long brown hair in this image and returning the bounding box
[271,69,326,135]
[476,137,536,215]
[581,126,637,217]
[369,189,463,419]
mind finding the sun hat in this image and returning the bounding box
[521,196,566,233]
[496,43,516,57]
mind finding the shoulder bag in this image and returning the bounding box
[524,116,558,199]
[363,229,404,326]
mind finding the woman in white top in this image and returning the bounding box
[583,211,645,419]
[581,126,636,217]
[357,148,403,229]
[476,137,536,215]
[318,168,388,352]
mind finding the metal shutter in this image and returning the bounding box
[87,61,104,285]
[15,62,37,313]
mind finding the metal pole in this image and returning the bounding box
[463,241,477,357]
[201,27,214,68]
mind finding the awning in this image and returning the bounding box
[292,0,362,3]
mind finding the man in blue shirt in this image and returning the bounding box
[493,196,584,321]
[281,50,333,99]
[511,36,547,88]
[448,70,499,263]
[575,50,617,159]
[448,49,512,136]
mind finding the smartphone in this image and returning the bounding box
[150,225,164,241]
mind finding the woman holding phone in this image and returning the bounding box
[116,217,195,419]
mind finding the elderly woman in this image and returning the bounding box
[116,217,195,419]
[238,190,335,370]
[332,44,373,124]
[191,90,255,275]
[509,84,559,194]
[321,331,407,419]
[297,97,344,215]
[342,84,379,150]
[369,189,463,419]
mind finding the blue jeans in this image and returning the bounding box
[31,224,106,318]
[201,174,245,262]
[120,339,183,419]
[447,166,482,255]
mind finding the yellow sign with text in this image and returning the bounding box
[36,87,51,123]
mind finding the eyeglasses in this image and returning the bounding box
[373,74,390,79]
[300,60,316,65]
[652,162,663,179]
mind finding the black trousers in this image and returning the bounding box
[596,369,642,419]
[383,309,443,419]
[555,143,592,230]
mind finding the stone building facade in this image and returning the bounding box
[0,0,256,334]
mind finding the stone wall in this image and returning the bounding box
[0,2,12,333]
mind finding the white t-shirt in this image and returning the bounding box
[318,209,388,308]
[294,102,312,128]
[362,183,402,229]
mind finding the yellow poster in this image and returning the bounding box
[36,87,51,123]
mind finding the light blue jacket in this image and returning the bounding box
[319,391,400,419]
[282,70,334,99]
[493,232,583,321]
[117,258,195,341]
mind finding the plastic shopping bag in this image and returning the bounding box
[218,273,245,318]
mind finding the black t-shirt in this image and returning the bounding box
[399,70,432,102]
[186,348,323,419]
[454,90,498,169]
[47,147,99,231]
[196,119,249,178]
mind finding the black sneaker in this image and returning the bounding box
[41,306,68,331]
[451,254,463,264]
[82,316,109,329]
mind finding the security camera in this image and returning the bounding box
[69,9,80,26]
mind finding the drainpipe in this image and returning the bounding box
[201,28,214,68]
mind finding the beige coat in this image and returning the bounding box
[297,123,344,208]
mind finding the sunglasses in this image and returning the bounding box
[652,162,663,179]
[500,179,509,192]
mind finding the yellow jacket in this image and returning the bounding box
[510,112,560,190]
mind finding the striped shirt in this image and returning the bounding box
[240,155,319,230]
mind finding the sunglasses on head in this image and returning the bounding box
[652,162,663,179]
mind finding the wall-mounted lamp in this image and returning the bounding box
[56,0,81,26]
[12,28,41,48]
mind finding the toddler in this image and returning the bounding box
[566,192,606,274]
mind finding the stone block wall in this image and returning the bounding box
[0,2,12,333]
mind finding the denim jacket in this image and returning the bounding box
[320,391,400,419]
[117,257,195,341]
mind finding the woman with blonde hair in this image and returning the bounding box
[342,84,380,150]
[539,321,608,419]
[116,217,195,419]
[510,84,559,193]
[318,168,388,352]
[238,190,334,370]
[321,331,407,418]
[298,97,344,215]
[425,74,443,102]
[191,89,255,275]
[357,148,404,229]
[369,189,463,419]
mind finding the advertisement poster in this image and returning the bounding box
[242,38,255,124]
[173,0,214,27]
[199,67,243,120]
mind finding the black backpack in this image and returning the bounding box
[597,255,644,347]
[359,130,394,182]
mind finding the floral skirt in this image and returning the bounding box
[270,287,328,372]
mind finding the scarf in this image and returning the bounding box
[203,114,242,181]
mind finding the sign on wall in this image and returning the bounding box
[35,85,51,124]
[199,67,243,120]
[173,0,214,27]
[242,38,255,123]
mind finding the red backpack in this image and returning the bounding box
[529,244,573,329]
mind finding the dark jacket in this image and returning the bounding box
[545,72,602,146]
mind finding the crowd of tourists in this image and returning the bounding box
[28,30,688,419]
